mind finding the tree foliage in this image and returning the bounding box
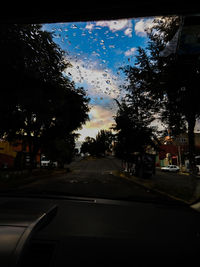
[147,16,200,172]
[42,134,78,167]
[81,130,113,156]
[0,24,90,168]
[81,137,96,156]
[117,15,200,173]
[113,99,158,158]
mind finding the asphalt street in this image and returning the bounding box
[19,156,169,202]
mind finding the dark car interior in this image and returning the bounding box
[1,1,200,266]
[2,195,200,266]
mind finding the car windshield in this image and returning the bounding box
[1,15,200,204]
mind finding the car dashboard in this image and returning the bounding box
[0,195,200,266]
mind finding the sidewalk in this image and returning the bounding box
[119,169,200,204]
[0,168,67,191]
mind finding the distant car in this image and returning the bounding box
[41,159,57,168]
[161,165,180,172]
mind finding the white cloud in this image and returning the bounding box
[86,19,133,37]
[89,105,114,128]
[96,19,131,32]
[85,23,94,30]
[65,58,120,99]
[124,47,137,56]
[76,105,115,141]
[134,18,154,37]
[124,27,133,37]
[65,57,120,141]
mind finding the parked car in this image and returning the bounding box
[41,155,58,168]
[161,165,180,172]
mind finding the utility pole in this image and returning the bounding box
[178,145,182,170]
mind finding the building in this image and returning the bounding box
[156,133,200,168]
[0,141,17,168]
[0,140,41,169]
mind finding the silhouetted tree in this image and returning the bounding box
[120,15,200,173]
[42,134,78,167]
[95,130,113,156]
[113,100,157,159]
[81,137,96,155]
[80,130,113,156]
[146,16,200,173]
[0,24,90,169]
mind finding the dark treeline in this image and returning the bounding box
[0,24,90,169]
[113,16,200,174]
[80,130,113,157]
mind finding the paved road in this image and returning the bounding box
[19,156,169,202]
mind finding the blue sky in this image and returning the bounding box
[43,19,150,69]
[42,17,155,142]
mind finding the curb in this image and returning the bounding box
[118,171,191,205]
[156,168,200,177]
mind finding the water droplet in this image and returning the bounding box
[71,24,78,29]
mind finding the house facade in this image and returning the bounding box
[0,140,41,169]
[156,133,200,168]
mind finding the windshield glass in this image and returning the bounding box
[1,15,200,204]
